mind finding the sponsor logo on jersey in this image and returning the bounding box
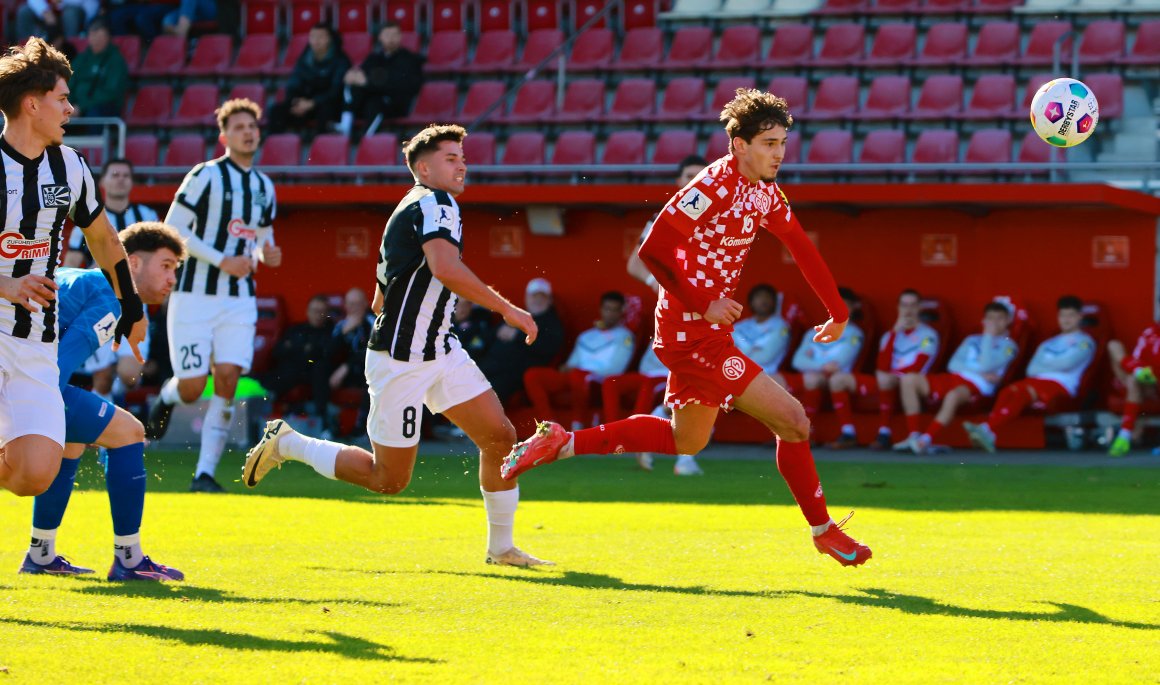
[678,188,711,219]
[722,355,747,381]
[227,218,257,240]
[40,184,71,208]
[722,235,756,248]
[93,312,118,345]
[0,232,51,259]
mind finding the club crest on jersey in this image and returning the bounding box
[227,218,257,240]
[0,232,51,259]
[40,184,70,208]
[751,191,771,214]
[722,356,747,381]
[678,188,711,219]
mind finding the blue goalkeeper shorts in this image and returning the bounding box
[62,384,116,444]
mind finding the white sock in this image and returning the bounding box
[29,527,57,564]
[338,111,353,134]
[878,427,892,436]
[811,519,835,536]
[840,424,856,436]
[277,430,340,479]
[481,486,518,555]
[114,533,143,568]
[560,433,576,459]
[159,376,186,405]
[194,395,233,478]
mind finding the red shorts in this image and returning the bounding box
[655,333,763,411]
[927,373,981,404]
[1014,377,1071,408]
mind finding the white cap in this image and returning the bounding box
[526,277,552,297]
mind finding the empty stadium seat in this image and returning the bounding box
[603,131,647,165]
[430,0,467,31]
[816,0,868,14]
[1016,130,1057,164]
[622,0,659,29]
[856,75,910,120]
[164,134,207,167]
[186,34,232,77]
[464,132,497,165]
[964,129,1012,167]
[260,133,302,166]
[228,34,277,76]
[502,80,556,123]
[139,36,186,77]
[707,130,729,159]
[112,35,141,72]
[710,76,757,116]
[574,0,611,29]
[556,78,606,122]
[808,76,859,120]
[171,84,220,127]
[569,28,614,70]
[806,130,854,164]
[867,0,919,13]
[475,0,513,30]
[913,23,967,66]
[1121,20,1160,65]
[714,25,760,68]
[228,83,267,108]
[923,0,970,13]
[1084,73,1123,119]
[968,22,1019,66]
[961,74,1016,120]
[653,130,698,165]
[343,32,373,66]
[514,29,564,71]
[666,26,713,69]
[552,131,597,165]
[909,75,963,120]
[814,23,864,66]
[1020,21,1073,66]
[125,134,159,167]
[424,32,467,72]
[768,76,808,111]
[354,133,401,166]
[612,26,663,70]
[383,0,418,31]
[126,86,173,127]
[1021,73,1055,112]
[606,78,656,122]
[784,132,801,164]
[865,23,916,66]
[465,31,516,73]
[974,0,1022,10]
[459,80,507,120]
[654,77,705,122]
[1079,21,1125,65]
[912,130,958,164]
[502,132,546,165]
[275,34,309,76]
[335,0,372,32]
[766,24,813,68]
[859,129,906,164]
[525,0,562,31]
[243,0,278,34]
[403,81,457,125]
[306,134,350,166]
[287,1,325,34]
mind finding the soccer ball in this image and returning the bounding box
[1029,78,1099,148]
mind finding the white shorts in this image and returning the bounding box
[168,293,257,379]
[366,347,492,448]
[0,335,65,447]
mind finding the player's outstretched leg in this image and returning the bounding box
[19,454,93,575]
[502,413,679,480]
[104,439,184,582]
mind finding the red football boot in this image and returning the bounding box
[501,421,570,480]
[812,512,872,567]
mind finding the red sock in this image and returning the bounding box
[989,384,1033,431]
[801,388,823,420]
[879,391,896,432]
[905,413,921,435]
[1122,402,1140,432]
[573,415,677,456]
[832,390,853,426]
[925,420,945,440]
[776,439,830,527]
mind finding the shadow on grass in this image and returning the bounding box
[60,580,401,609]
[0,616,439,662]
[424,570,1159,632]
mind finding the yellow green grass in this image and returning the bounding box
[1,450,1158,683]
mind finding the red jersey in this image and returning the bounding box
[1123,324,1160,373]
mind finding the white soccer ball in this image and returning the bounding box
[1029,77,1099,148]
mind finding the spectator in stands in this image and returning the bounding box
[791,286,864,426]
[1105,317,1160,457]
[600,336,667,469]
[328,287,373,436]
[895,301,1019,455]
[524,291,635,431]
[336,22,424,138]
[106,0,170,40]
[269,23,350,134]
[828,289,940,450]
[66,159,157,268]
[478,277,565,404]
[733,284,791,385]
[262,295,334,429]
[964,296,1096,453]
[163,0,217,38]
[16,0,97,39]
[67,19,128,120]
[453,298,493,363]
[627,155,707,291]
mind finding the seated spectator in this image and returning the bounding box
[791,286,864,424]
[828,289,940,450]
[732,283,791,385]
[1104,314,1160,456]
[896,301,1018,454]
[453,298,493,363]
[66,159,157,268]
[478,277,565,403]
[67,19,129,120]
[17,0,97,39]
[163,0,217,38]
[336,22,423,138]
[329,287,374,436]
[262,295,334,428]
[107,0,170,40]
[524,291,635,430]
[270,23,350,134]
[964,295,1095,453]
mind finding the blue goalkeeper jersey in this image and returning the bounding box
[55,267,121,388]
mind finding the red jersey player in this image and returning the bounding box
[1106,318,1160,456]
[501,89,871,567]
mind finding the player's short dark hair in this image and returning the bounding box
[121,221,186,261]
[601,291,626,307]
[899,288,921,302]
[100,158,133,180]
[88,17,110,34]
[216,98,262,132]
[983,302,1011,316]
[838,286,859,303]
[382,21,402,32]
[309,294,329,305]
[748,283,777,305]
[1057,295,1083,312]
[677,155,707,174]
[403,123,467,171]
[720,88,793,154]
[0,37,72,119]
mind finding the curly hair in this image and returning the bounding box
[719,88,793,154]
[0,37,72,119]
[121,222,187,262]
[402,123,467,171]
[216,98,262,132]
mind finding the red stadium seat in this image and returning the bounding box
[164,134,207,167]
[707,130,729,160]
[767,75,808,112]
[967,21,1018,67]
[855,75,910,120]
[766,24,813,68]
[612,27,662,70]
[806,130,853,165]
[816,0,868,14]
[654,77,705,122]
[710,76,757,117]
[229,34,277,76]
[912,23,967,66]
[171,84,220,127]
[652,130,698,165]
[502,80,556,123]
[808,75,859,121]
[355,133,401,166]
[514,29,564,72]
[186,34,232,77]
[430,0,467,31]
[909,75,963,120]
[973,0,1021,12]
[573,0,610,29]
[666,26,713,69]
[859,129,906,164]
[306,134,350,166]
[403,81,458,125]
[424,32,467,72]
[814,23,865,67]
[961,74,1016,120]
[784,131,801,164]
[912,130,958,164]
[552,131,597,165]
[1085,73,1123,119]
[139,36,186,77]
[465,31,516,73]
[606,78,656,122]
[1016,130,1058,164]
[477,0,514,30]
[621,0,659,29]
[865,23,916,66]
[1020,21,1073,67]
[556,78,605,122]
[964,129,1012,166]
[502,132,546,165]
[1079,20,1125,65]
[1121,20,1160,66]
[225,84,266,116]
[288,1,326,34]
[261,133,302,166]
[460,81,507,120]
[603,131,647,165]
[1020,73,1055,113]
[125,134,159,167]
[463,132,496,165]
[126,86,173,127]
[569,28,613,70]
[867,0,919,13]
[401,32,420,53]
[275,34,309,76]
[112,35,141,73]
[525,0,562,31]
[383,0,418,31]
[343,32,373,66]
[714,25,760,68]
[243,0,278,34]
[335,0,372,32]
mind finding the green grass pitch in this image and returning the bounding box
[2,449,1158,683]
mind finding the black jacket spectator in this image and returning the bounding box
[480,305,565,403]
[263,297,333,421]
[453,301,494,363]
[338,23,423,136]
[270,24,351,134]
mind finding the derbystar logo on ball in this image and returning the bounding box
[0,232,51,260]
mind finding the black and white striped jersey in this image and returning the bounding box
[165,156,276,298]
[368,184,464,362]
[0,138,103,342]
[67,202,158,267]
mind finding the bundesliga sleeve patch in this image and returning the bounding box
[677,188,711,219]
[93,312,118,345]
